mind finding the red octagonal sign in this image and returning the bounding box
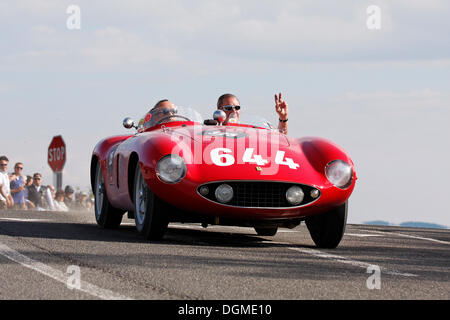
[48,135,66,172]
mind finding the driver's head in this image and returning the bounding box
[217,94,240,124]
[148,99,178,125]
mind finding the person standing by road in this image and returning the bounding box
[9,162,26,210]
[64,185,75,210]
[54,189,69,212]
[25,173,55,211]
[0,156,14,209]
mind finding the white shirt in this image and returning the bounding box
[0,171,10,201]
[54,200,68,212]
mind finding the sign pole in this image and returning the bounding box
[54,171,63,190]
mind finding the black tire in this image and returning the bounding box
[94,161,124,229]
[305,201,348,249]
[254,226,278,236]
[133,164,168,240]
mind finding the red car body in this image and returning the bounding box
[91,115,357,247]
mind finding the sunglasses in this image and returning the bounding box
[222,105,241,111]
[15,167,23,170]
[0,163,7,167]
[153,108,178,116]
[34,177,41,180]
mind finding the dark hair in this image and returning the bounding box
[33,173,42,178]
[0,156,9,162]
[149,99,169,112]
[217,94,239,108]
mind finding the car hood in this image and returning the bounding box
[155,125,325,185]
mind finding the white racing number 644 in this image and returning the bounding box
[210,148,299,169]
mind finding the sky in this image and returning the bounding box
[1,0,449,226]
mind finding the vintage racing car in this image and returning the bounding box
[91,106,357,248]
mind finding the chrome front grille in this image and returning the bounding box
[197,181,320,208]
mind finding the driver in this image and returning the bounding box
[216,93,289,134]
[145,99,179,127]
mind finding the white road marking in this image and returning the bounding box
[360,229,450,245]
[0,242,133,300]
[345,233,383,238]
[260,241,418,277]
[170,224,417,277]
[0,217,52,222]
[286,246,418,277]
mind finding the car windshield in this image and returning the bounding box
[230,114,276,130]
[138,106,203,131]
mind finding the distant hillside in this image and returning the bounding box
[363,220,391,226]
[363,220,448,229]
[399,221,448,229]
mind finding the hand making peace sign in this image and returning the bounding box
[275,92,288,121]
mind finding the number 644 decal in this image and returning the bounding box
[210,148,299,169]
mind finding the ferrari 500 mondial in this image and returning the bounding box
[91,106,357,248]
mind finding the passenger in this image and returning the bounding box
[216,93,289,134]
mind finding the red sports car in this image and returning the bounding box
[91,106,357,248]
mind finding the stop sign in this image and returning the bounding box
[48,135,66,172]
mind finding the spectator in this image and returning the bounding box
[64,185,75,209]
[0,156,14,209]
[24,175,34,209]
[74,191,89,211]
[9,162,26,210]
[54,189,68,212]
[25,173,55,211]
[25,175,33,187]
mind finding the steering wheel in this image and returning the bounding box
[155,115,191,125]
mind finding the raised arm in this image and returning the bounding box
[275,92,288,135]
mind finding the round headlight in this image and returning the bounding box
[286,186,304,205]
[325,160,353,189]
[215,184,233,203]
[199,185,209,196]
[155,154,186,184]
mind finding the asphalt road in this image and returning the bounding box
[0,209,449,300]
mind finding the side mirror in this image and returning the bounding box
[123,117,135,129]
[213,110,226,125]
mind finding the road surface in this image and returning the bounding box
[0,209,449,300]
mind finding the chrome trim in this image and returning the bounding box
[324,160,354,190]
[155,154,187,184]
[195,180,322,209]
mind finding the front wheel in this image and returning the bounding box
[305,201,348,249]
[133,164,168,240]
[94,161,124,228]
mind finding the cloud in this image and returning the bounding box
[1,1,449,72]
[79,27,180,70]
